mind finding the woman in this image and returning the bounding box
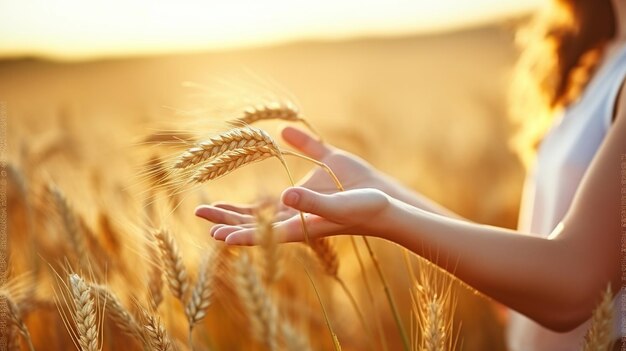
[196,0,626,349]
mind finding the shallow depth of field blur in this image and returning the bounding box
[1,1,538,350]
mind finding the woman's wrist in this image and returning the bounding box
[367,193,422,244]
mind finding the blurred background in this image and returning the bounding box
[1,0,547,349]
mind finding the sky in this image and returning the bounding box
[0,0,546,60]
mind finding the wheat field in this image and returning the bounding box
[0,22,558,350]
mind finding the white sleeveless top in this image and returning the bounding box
[507,44,626,351]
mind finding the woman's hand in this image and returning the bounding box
[196,125,389,224]
[200,187,392,245]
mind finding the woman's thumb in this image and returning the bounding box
[281,187,341,218]
[281,126,330,160]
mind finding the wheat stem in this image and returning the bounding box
[300,262,341,351]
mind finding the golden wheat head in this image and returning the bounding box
[191,145,281,183]
[185,253,215,326]
[174,127,275,169]
[583,284,615,351]
[69,274,98,351]
[153,229,189,302]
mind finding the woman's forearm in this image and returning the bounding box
[377,196,596,331]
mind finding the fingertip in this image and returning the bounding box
[194,205,208,216]
[280,125,302,141]
[281,187,302,207]
[209,224,225,237]
[213,225,240,240]
[225,231,254,246]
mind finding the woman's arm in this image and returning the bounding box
[209,86,626,331]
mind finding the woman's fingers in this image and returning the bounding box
[281,126,332,160]
[195,205,255,225]
[223,214,344,245]
[210,202,256,215]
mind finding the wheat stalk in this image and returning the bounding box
[583,284,615,351]
[90,284,142,339]
[175,127,275,169]
[234,252,278,351]
[191,145,281,183]
[153,229,189,302]
[69,274,98,351]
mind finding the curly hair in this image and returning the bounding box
[510,0,616,166]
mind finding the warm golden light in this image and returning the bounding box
[0,0,546,60]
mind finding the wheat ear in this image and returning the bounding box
[50,186,89,269]
[412,259,456,351]
[256,203,281,285]
[147,256,164,311]
[2,295,35,351]
[228,102,322,139]
[69,274,98,351]
[191,145,281,183]
[145,236,164,311]
[185,253,215,326]
[141,309,174,351]
[175,127,274,169]
[309,239,339,277]
[583,284,615,351]
[234,253,278,351]
[153,229,189,302]
[90,284,142,339]
[281,322,313,351]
